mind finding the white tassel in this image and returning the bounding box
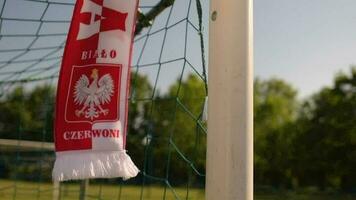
[52,151,139,182]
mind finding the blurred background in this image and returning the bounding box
[0,0,355,200]
[0,0,208,199]
[254,0,356,198]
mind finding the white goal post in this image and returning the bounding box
[206,0,253,199]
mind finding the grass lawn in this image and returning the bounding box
[255,192,356,200]
[0,179,205,200]
[1,179,355,200]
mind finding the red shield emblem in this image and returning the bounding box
[65,64,122,123]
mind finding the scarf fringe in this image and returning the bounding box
[52,151,139,182]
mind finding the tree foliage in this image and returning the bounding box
[0,68,355,191]
[143,74,206,185]
[254,78,298,188]
[0,85,55,141]
[254,67,356,191]
[292,67,356,191]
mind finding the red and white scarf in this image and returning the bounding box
[53,0,139,181]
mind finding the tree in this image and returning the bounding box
[254,78,299,188]
[126,72,154,172]
[145,74,207,185]
[0,85,55,180]
[0,87,30,136]
[293,67,356,191]
[0,85,55,141]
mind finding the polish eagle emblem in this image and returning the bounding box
[74,68,114,120]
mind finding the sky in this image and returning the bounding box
[0,0,209,96]
[254,0,356,98]
[0,0,355,98]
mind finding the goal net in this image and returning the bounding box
[0,0,209,199]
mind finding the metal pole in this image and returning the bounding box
[206,0,253,199]
[52,181,60,200]
[79,179,89,200]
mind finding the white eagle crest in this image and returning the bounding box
[74,68,114,120]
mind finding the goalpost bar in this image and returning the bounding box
[0,139,54,151]
[206,0,253,199]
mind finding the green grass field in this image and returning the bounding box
[0,179,355,200]
[0,179,204,200]
[254,193,356,200]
